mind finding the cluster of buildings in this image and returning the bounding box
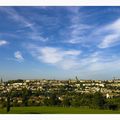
[0,78,120,105]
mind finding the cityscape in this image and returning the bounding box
[0,77,120,113]
[1,6,120,113]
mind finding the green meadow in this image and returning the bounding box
[0,106,120,114]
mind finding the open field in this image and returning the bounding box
[0,106,120,114]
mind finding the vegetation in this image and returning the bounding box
[6,93,11,112]
[0,90,120,113]
[0,106,120,114]
[0,79,120,113]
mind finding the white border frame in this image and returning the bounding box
[0,0,120,6]
[0,114,120,120]
[0,1,120,120]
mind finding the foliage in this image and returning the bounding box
[6,93,11,112]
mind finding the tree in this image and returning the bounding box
[43,97,50,106]
[0,97,5,108]
[109,104,118,110]
[92,92,106,109]
[105,97,120,110]
[62,97,71,107]
[71,98,80,107]
[44,94,61,106]
[6,93,11,112]
[22,88,30,106]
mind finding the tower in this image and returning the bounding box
[75,76,79,81]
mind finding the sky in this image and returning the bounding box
[1,6,120,80]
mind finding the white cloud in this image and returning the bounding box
[98,34,120,48]
[75,50,120,75]
[0,40,8,46]
[38,47,64,64]
[98,18,120,48]
[58,59,79,70]
[28,45,81,69]
[64,50,81,56]
[105,18,120,32]
[87,59,120,72]
[27,43,120,75]
[14,51,24,62]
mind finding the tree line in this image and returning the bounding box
[0,88,120,112]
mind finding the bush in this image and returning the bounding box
[108,104,119,110]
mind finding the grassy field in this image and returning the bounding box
[0,106,120,114]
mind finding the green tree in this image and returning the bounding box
[0,97,6,108]
[44,94,61,106]
[92,92,106,109]
[6,93,11,112]
[22,88,31,106]
[62,97,71,107]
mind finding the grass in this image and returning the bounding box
[0,106,120,114]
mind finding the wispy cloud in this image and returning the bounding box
[14,51,24,62]
[2,7,38,32]
[0,32,18,38]
[0,40,8,46]
[0,7,34,30]
[27,32,48,42]
[64,7,92,44]
[98,18,120,48]
[0,7,48,42]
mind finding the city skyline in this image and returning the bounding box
[1,7,120,80]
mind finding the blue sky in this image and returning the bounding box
[1,6,120,80]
